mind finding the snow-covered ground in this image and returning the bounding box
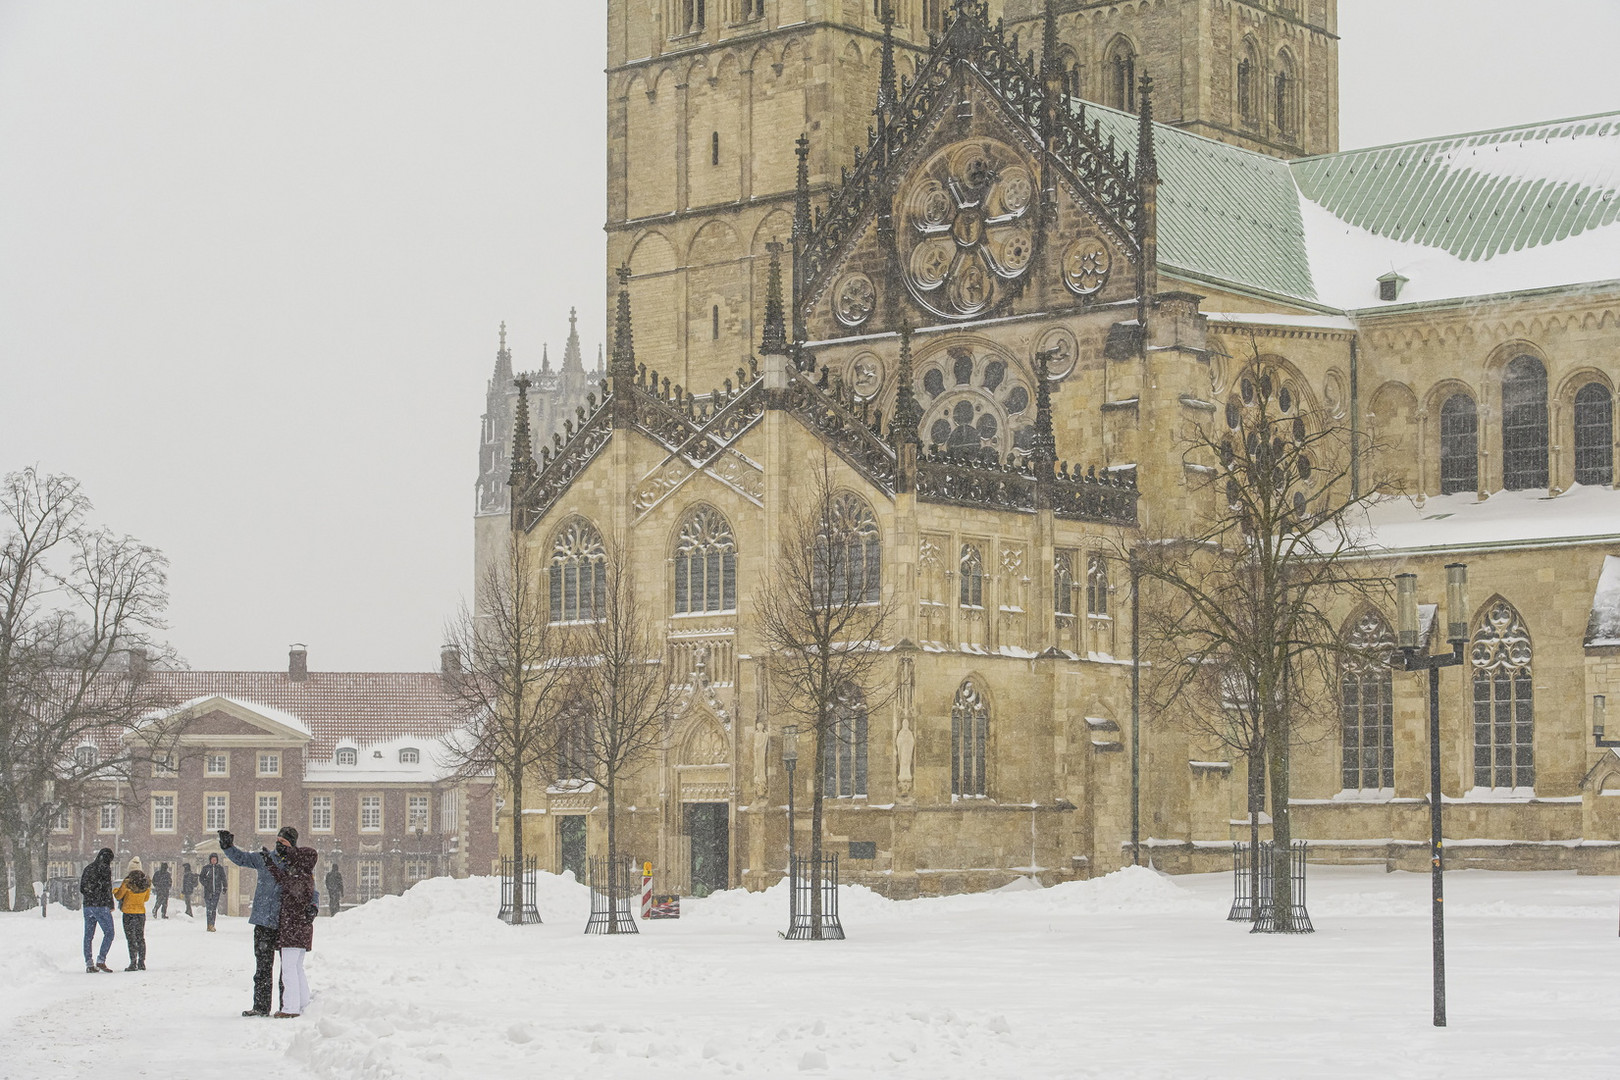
[3,865,1615,1079]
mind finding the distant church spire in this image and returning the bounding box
[561,306,585,374]
[541,344,551,372]
[760,241,788,356]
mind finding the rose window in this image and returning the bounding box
[1062,238,1112,296]
[900,141,1038,321]
[917,345,1036,457]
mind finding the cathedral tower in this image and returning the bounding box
[607,1,944,396]
[1002,0,1339,159]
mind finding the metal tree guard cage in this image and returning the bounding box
[1228,840,1313,933]
[497,855,542,924]
[784,854,845,940]
[585,855,639,935]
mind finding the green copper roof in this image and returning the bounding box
[1082,102,1318,303]
[1291,113,1620,263]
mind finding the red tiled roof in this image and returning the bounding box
[145,671,470,760]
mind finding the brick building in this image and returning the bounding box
[47,646,497,916]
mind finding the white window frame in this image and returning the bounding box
[407,794,430,831]
[257,792,281,834]
[205,752,230,777]
[306,793,331,832]
[403,860,431,885]
[337,747,358,766]
[357,860,382,902]
[257,751,282,778]
[151,792,177,833]
[99,803,120,833]
[399,747,420,765]
[360,794,383,833]
[204,792,229,832]
[51,804,73,833]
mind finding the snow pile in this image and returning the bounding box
[1587,554,1620,646]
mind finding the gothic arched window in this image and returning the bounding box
[1086,555,1109,616]
[1273,50,1297,136]
[951,679,988,798]
[674,506,737,614]
[1501,355,1549,490]
[822,685,869,798]
[1237,39,1261,127]
[1439,393,1479,495]
[1106,39,1136,112]
[550,518,607,623]
[1340,611,1395,791]
[1471,601,1534,791]
[1053,552,1075,616]
[959,544,984,608]
[1573,382,1614,487]
[814,492,882,606]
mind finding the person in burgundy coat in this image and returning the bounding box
[265,845,318,1017]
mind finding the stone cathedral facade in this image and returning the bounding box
[475,1,1620,896]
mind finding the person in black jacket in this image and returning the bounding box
[151,863,172,919]
[79,848,116,973]
[324,865,343,917]
[199,853,228,931]
[181,863,199,917]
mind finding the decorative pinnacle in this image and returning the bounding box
[760,240,788,356]
[891,326,922,448]
[509,375,536,487]
[612,265,636,378]
[1040,0,1059,81]
[877,6,897,117]
[498,321,508,355]
[1031,347,1057,471]
[792,135,811,241]
[1136,73,1158,183]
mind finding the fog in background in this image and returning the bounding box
[1,1,1615,672]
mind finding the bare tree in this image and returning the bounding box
[556,532,679,932]
[0,467,178,910]
[1132,351,1391,931]
[754,457,893,938]
[442,533,573,924]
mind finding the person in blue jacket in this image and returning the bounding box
[219,827,293,1017]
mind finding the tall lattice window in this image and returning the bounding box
[821,685,869,798]
[1574,382,1614,487]
[1471,601,1534,791]
[1501,355,1549,490]
[1053,552,1075,616]
[814,493,882,605]
[1086,555,1109,616]
[550,518,606,623]
[958,544,984,608]
[951,679,989,798]
[674,506,736,614]
[1340,611,1395,790]
[1107,39,1136,112]
[922,0,945,34]
[1439,393,1479,495]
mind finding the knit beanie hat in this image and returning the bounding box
[277,825,299,845]
[126,856,143,873]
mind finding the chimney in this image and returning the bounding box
[440,644,462,688]
[289,643,308,682]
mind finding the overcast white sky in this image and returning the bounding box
[1,1,1616,672]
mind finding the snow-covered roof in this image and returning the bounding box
[303,731,463,784]
[1352,486,1620,555]
[1587,555,1620,647]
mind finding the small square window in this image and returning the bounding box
[258,752,281,777]
[257,794,280,833]
[399,747,420,765]
[205,752,229,776]
[152,755,177,778]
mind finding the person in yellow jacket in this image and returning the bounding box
[112,857,151,971]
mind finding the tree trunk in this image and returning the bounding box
[510,770,525,925]
[605,781,619,935]
[809,702,827,940]
[1248,745,1263,923]
[0,839,10,911]
[11,830,37,911]
[1264,708,1293,931]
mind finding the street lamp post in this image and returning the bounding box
[782,724,799,875]
[1394,562,1469,1029]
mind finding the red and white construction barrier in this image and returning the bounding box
[640,861,653,919]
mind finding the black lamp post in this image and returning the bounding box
[1394,561,1468,1029]
[782,724,799,874]
[1592,694,1619,748]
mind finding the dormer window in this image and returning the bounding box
[75,745,98,769]
[1378,271,1409,302]
[337,748,358,766]
[399,747,420,765]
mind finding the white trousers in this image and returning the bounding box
[280,948,310,1015]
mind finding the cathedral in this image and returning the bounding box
[474,0,1620,897]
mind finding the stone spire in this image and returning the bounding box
[1040,0,1060,85]
[1031,346,1057,480]
[541,343,551,372]
[760,241,788,356]
[561,306,585,374]
[891,326,922,450]
[610,266,638,427]
[877,6,898,119]
[1136,73,1160,308]
[492,321,512,386]
[509,375,537,491]
[1136,73,1158,184]
[791,135,811,345]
